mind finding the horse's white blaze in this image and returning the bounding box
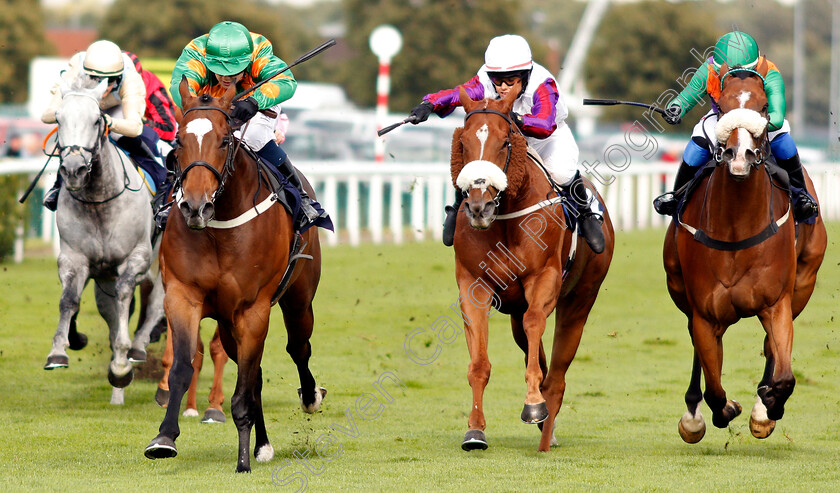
[185,118,213,152]
[256,443,275,462]
[456,160,508,192]
[729,127,752,176]
[738,90,751,108]
[476,123,489,161]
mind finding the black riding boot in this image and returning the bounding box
[278,157,321,225]
[653,161,695,216]
[777,153,818,221]
[153,175,174,231]
[569,173,605,254]
[442,193,464,247]
[43,176,62,211]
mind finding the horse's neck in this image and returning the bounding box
[212,151,265,219]
[84,142,127,196]
[501,161,551,213]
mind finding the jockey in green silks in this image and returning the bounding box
[654,31,819,222]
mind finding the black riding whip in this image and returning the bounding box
[377,116,418,137]
[582,98,667,116]
[234,39,337,102]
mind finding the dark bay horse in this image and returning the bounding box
[451,88,614,451]
[664,64,826,443]
[144,80,325,472]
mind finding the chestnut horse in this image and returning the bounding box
[144,80,326,472]
[451,88,614,451]
[664,65,826,443]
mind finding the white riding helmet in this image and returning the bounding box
[83,40,124,78]
[483,34,533,73]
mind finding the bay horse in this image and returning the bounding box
[451,88,614,451]
[663,64,826,443]
[144,79,325,472]
[44,73,164,405]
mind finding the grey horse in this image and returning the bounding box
[43,73,164,405]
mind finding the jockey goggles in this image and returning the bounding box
[489,74,522,87]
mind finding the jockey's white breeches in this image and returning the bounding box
[528,122,579,187]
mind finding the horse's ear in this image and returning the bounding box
[91,78,109,100]
[459,86,476,112]
[220,83,237,110]
[179,76,196,109]
[499,86,516,113]
[754,57,769,78]
[450,127,465,189]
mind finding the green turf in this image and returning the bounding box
[1,224,839,492]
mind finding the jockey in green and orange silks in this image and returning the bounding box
[167,21,325,228]
[654,31,818,222]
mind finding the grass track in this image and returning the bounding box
[1,224,839,492]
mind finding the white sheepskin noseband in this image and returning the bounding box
[715,108,767,142]
[456,160,508,192]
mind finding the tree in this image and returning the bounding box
[339,0,525,112]
[0,0,54,103]
[584,1,718,126]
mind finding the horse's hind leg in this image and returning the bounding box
[130,275,165,362]
[692,316,742,428]
[201,326,229,424]
[183,333,204,417]
[750,335,776,438]
[280,301,325,413]
[511,313,547,380]
[678,350,706,443]
[756,302,796,422]
[45,256,89,369]
[94,279,134,390]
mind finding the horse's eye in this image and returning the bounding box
[220,136,230,148]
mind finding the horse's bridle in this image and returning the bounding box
[175,105,237,203]
[55,114,107,174]
[711,68,770,168]
[463,108,515,206]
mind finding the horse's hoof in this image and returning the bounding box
[461,429,488,451]
[201,408,226,424]
[678,410,706,444]
[712,400,742,429]
[520,402,549,424]
[145,436,177,460]
[108,367,134,388]
[127,348,146,363]
[236,464,252,473]
[68,332,88,351]
[155,387,169,408]
[44,354,70,370]
[298,386,327,414]
[749,396,776,439]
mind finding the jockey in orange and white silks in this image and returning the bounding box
[40,40,167,211]
[409,34,604,253]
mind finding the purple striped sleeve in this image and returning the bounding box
[521,79,558,139]
[422,76,486,117]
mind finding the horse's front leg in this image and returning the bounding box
[458,280,493,451]
[756,299,795,422]
[692,315,742,429]
[45,253,90,369]
[144,285,202,460]
[230,304,273,473]
[520,270,562,425]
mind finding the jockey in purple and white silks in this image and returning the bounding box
[408,34,603,253]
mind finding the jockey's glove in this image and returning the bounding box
[663,105,682,125]
[231,97,259,123]
[103,113,114,129]
[511,112,524,129]
[409,101,434,124]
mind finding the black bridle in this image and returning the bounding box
[711,68,771,169]
[175,105,237,203]
[463,108,515,206]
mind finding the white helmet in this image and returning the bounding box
[83,40,124,78]
[483,35,533,73]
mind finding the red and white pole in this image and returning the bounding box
[369,25,403,163]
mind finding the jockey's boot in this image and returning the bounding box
[278,157,322,226]
[653,161,695,216]
[569,173,605,254]
[43,176,62,211]
[777,153,819,222]
[442,193,464,247]
[153,176,174,231]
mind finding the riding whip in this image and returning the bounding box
[19,129,59,204]
[377,116,418,137]
[582,98,667,116]
[234,39,337,101]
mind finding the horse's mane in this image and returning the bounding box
[450,127,529,201]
